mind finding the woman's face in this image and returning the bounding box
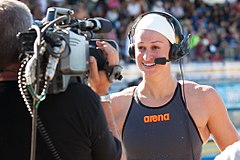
[134,29,171,76]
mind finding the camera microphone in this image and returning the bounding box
[154,57,171,65]
[78,17,112,33]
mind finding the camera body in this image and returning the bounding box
[18,7,121,94]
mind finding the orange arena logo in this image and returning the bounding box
[144,113,170,123]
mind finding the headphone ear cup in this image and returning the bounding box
[169,44,179,60]
[169,39,189,60]
[128,43,135,59]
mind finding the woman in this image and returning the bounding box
[89,12,239,160]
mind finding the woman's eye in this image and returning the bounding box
[138,46,145,51]
[152,46,160,50]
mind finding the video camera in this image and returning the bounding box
[17,7,123,95]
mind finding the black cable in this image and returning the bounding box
[37,115,62,160]
[179,59,196,160]
[179,59,187,104]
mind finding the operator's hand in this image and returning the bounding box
[88,41,119,95]
[95,40,119,66]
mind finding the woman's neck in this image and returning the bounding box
[138,75,177,98]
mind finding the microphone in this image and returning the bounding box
[154,57,171,65]
[78,17,112,33]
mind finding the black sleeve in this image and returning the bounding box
[75,84,122,160]
[89,92,122,160]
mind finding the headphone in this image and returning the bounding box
[128,11,189,61]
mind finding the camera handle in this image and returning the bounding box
[105,65,123,82]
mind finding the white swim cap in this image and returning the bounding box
[135,13,176,44]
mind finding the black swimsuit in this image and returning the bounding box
[122,83,203,160]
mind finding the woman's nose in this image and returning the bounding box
[143,50,153,60]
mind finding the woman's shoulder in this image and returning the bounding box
[178,80,219,100]
[179,80,214,91]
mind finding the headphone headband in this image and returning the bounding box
[128,11,184,45]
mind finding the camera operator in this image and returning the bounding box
[0,1,122,160]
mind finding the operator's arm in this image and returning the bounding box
[88,41,126,160]
[90,91,122,160]
[88,40,121,139]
